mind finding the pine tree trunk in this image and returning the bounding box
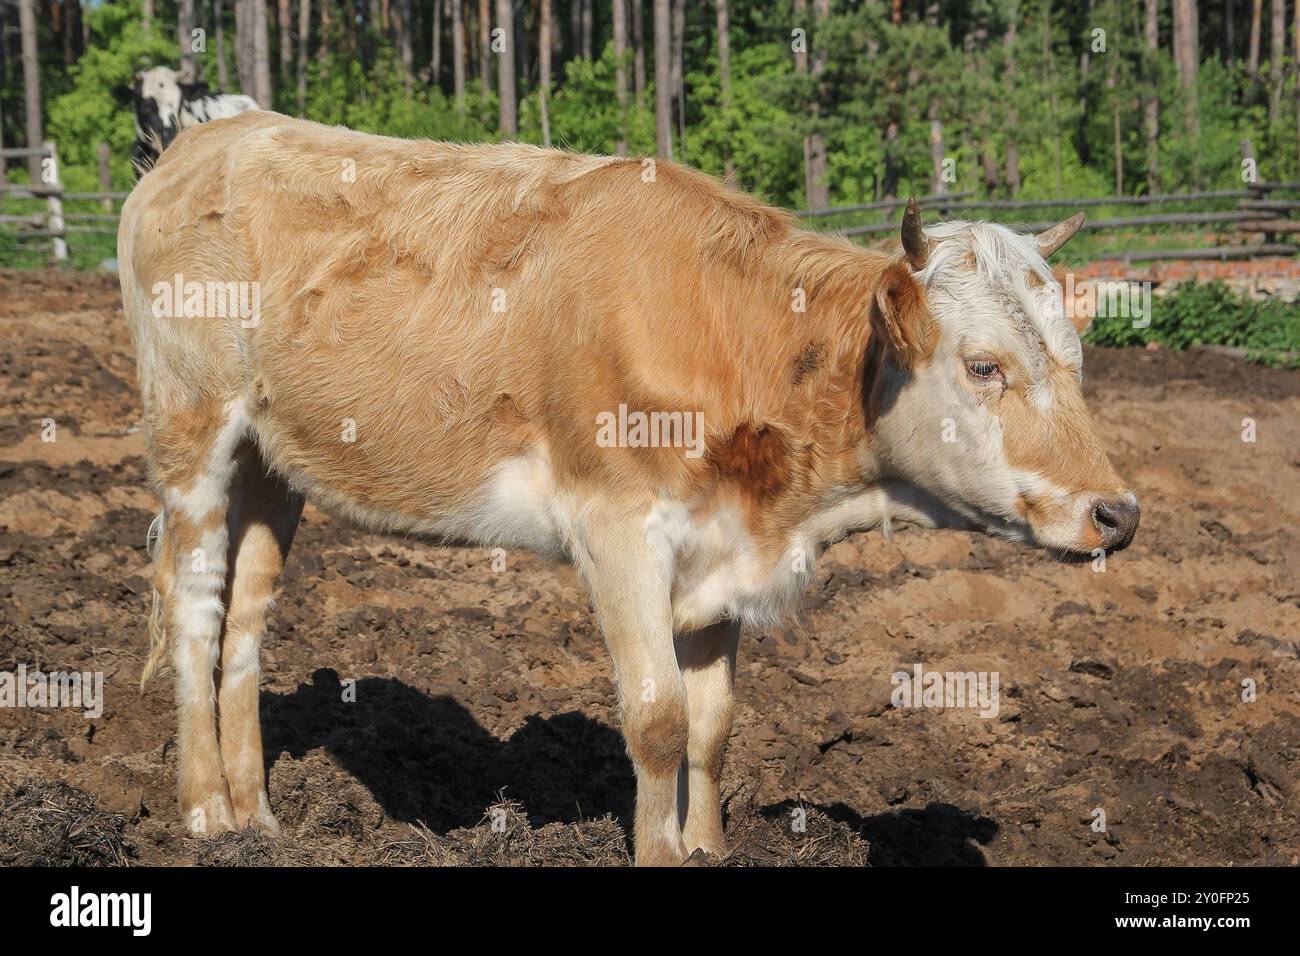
[654,0,671,158]
[929,99,945,195]
[278,0,291,86]
[807,0,830,207]
[1173,0,1199,144]
[179,0,197,80]
[297,0,310,114]
[496,0,517,134]
[18,0,42,181]
[881,0,902,201]
[1004,19,1021,196]
[539,0,552,146]
[1076,0,1092,166]
[431,0,442,87]
[515,1,528,101]
[632,0,646,101]
[583,0,593,60]
[716,0,733,183]
[1269,0,1284,121]
[1108,52,1122,194]
[1042,7,1061,195]
[254,0,273,106]
[236,0,247,91]
[1295,0,1300,174]
[61,0,73,65]
[216,0,230,88]
[614,0,628,155]
[452,0,466,113]
[1144,0,1160,193]
[1226,0,1235,63]
[1248,0,1261,77]
[671,0,685,154]
[236,0,254,95]
[479,0,491,121]
[318,0,330,75]
[794,0,812,204]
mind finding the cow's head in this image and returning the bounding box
[863,202,1138,558]
[132,67,183,149]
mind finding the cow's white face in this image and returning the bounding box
[865,214,1139,558]
[135,67,182,139]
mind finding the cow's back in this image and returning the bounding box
[119,112,809,533]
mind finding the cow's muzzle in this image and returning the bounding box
[1091,495,1140,552]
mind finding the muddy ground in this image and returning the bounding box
[0,268,1296,866]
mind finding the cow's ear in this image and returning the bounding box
[871,260,933,369]
[179,81,210,99]
[112,84,135,107]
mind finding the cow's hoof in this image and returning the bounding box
[239,808,281,835]
[182,795,237,837]
[681,847,719,867]
[234,793,281,834]
[634,841,690,867]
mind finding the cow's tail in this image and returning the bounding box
[130,127,166,177]
[140,511,168,691]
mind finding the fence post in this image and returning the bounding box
[43,141,67,262]
[97,142,112,213]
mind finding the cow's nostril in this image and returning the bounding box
[1093,503,1119,530]
[1092,498,1139,551]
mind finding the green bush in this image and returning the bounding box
[1086,280,1300,366]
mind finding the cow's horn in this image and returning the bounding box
[1036,212,1086,258]
[901,197,929,270]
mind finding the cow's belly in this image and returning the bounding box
[259,410,809,632]
[255,412,568,557]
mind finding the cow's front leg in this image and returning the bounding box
[675,619,741,857]
[578,519,688,867]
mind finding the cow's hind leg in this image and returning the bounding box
[217,440,304,831]
[676,620,741,857]
[146,399,250,836]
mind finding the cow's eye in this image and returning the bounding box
[965,359,1002,382]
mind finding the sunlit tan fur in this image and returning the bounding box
[119,113,1133,864]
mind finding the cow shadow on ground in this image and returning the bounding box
[261,668,636,833]
[760,798,999,866]
[261,669,998,864]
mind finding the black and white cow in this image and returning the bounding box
[128,67,260,174]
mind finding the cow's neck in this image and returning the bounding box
[703,240,939,594]
[753,235,898,528]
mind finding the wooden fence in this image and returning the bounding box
[0,142,125,262]
[3,140,1300,265]
[805,182,1300,261]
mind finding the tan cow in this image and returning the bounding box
[118,112,1138,865]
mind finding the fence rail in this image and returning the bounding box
[0,141,128,258]
[817,181,1300,260]
[0,142,68,260]
[4,141,1300,265]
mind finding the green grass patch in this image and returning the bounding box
[1086,279,1300,367]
